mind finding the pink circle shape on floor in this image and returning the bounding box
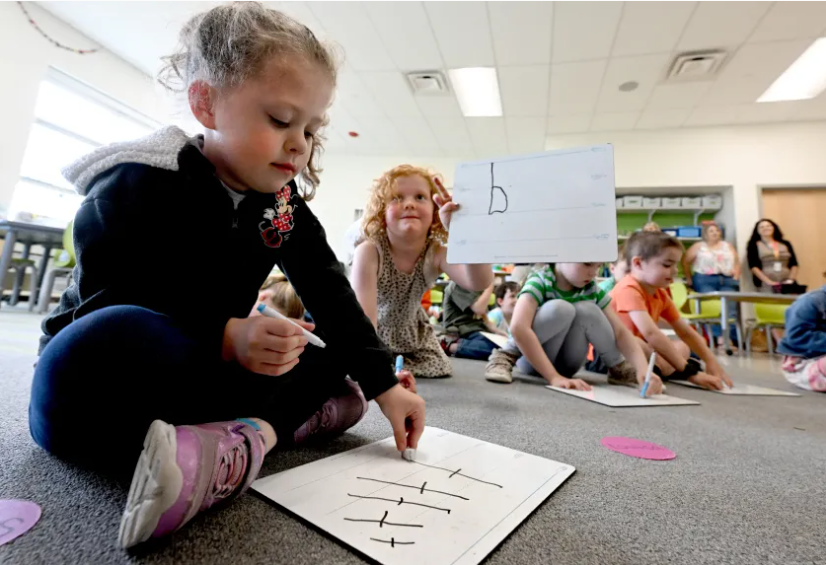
[0,500,42,546]
[601,436,676,460]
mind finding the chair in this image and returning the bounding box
[36,221,75,314]
[670,282,688,312]
[6,257,39,309]
[682,297,743,352]
[430,288,443,305]
[745,303,788,355]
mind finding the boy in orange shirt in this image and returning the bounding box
[610,232,733,390]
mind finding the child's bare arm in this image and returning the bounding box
[439,251,494,292]
[350,241,380,327]
[604,308,649,380]
[671,318,733,386]
[470,284,494,316]
[627,310,688,371]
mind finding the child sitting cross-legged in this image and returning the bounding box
[487,281,519,337]
[610,231,734,390]
[484,262,658,393]
[777,284,826,392]
[439,282,502,360]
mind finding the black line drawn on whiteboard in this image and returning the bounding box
[344,510,423,529]
[370,537,415,547]
[488,163,509,215]
[406,460,504,488]
[347,493,452,514]
[356,477,470,500]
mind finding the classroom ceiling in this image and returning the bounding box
[38,1,826,159]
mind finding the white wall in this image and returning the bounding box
[0,2,161,214]
[309,122,826,270]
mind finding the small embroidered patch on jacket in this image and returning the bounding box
[260,185,296,248]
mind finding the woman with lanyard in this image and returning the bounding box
[683,222,741,347]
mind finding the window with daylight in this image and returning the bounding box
[8,68,159,225]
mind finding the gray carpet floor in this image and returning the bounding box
[1,306,825,565]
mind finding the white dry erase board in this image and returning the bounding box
[671,380,800,396]
[252,427,574,565]
[446,145,617,264]
[545,384,700,407]
[480,332,509,349]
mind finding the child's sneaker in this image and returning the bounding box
[294,379,368,444]
[485,349,518,383]
[607,360,639,388]
[118,419,265,548]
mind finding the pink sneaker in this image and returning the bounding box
[294,379,368,444]
[118,419,265,548]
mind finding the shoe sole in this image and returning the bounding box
[118,420,183,549]
[485,373,513,384]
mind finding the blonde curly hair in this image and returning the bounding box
[159,2,337,201]
[361,165,449,245]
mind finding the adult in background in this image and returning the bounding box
[747,218,799,293]
[683,222,740,347]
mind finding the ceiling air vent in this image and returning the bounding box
[666,51,727,82]
[406,71,449,96]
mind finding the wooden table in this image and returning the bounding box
[686,291,800,354]
[0,220,65,308]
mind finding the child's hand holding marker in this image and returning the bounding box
[222,313,313,377]
[376,383,425,452]
[395,356,417,394]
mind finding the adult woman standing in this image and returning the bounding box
[683,222,741,345]
[747,219,799,293]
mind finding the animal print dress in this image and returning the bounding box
[375,235,452,378]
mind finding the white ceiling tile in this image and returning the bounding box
[590,112,640,132]
[636,108,692,129]
[677,2,772,51]
[646,82,712,110]
[416,95,464,118]
[334,70,382,118]
[612,2,697,57]
[548,60,607,115]
[426,115,475,154]
[701,39,813,105]
[489,1,554,66]
[425,2,496,67]
[355,117,410,153]
[263,2,326,37]
[499,66,550,117]
[364,2,444,70]
[683,105,740,127]
[552,2,623,63]
[748,2,826,43]
[547,114,592,134]
[327,101,363,136]
[320,126,348,150]
[388,117,442,154]
[465,117,509,158]
[505,117,547,154]
[736,102,799,124]
[596,54,671,113]
[358,72,422,118]
[307,2,396,71]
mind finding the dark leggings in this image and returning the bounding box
[29,306,348,478]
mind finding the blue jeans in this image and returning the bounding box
[29,306,349,478]
[455,331,498,361]
[691,273,740,340]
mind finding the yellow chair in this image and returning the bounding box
[430,288,443,306]
[745,303,788,355]
[682,297,743,352]
[670,282,688,312]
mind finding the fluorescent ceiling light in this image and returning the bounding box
[758,37,826,103]
[448,67,502,117]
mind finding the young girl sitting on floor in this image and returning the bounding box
[778,284,826,392]
[484,262,656,393]
[29,3,424,548]
[351,165,494,378]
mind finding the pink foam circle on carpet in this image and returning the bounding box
[601,436,676,460]
[0,500,42,546]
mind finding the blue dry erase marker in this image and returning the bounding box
[256,303,326,348]
[640,352,657,398]
[395,355,404,374]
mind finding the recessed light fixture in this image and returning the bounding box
[758,37,826,103]
[448,67,502,117]
[618,81,639,92]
